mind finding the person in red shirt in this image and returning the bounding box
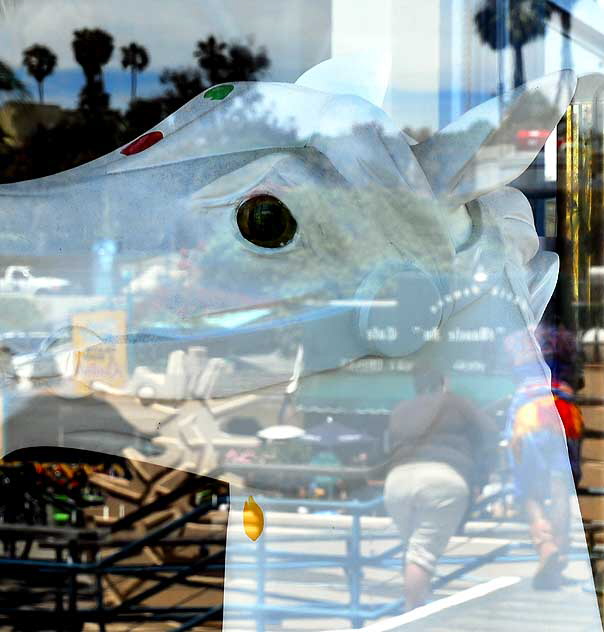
[551,379,584,486]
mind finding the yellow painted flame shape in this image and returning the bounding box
[243,495,264,541]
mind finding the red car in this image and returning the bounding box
[516,128,551,150]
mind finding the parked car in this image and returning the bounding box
[515,128,550,150]
[0,265,70,295]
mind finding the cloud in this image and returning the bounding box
[0,0,331,81]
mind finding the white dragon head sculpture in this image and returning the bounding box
[0,56,599,631]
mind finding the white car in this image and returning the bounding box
[0,265,70,295]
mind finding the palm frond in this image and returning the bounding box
[0,59,29,98]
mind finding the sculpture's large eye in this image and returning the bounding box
[236,195,297,249]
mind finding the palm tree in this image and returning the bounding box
[225,43,269,82]
[0,58,27,98]
[194,36,270,86]
[22,44,57,103]
[72,28,114,110]
[194,36,228,86]
[159,67,205,104]
[475,0,551,89]
[121,42,149,101]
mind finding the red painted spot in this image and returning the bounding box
[121,130,164,155]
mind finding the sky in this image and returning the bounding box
[0,0,476,131]
[0,0,603,131]
[0,0,332,110]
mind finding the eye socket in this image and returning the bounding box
[236,195,297,249]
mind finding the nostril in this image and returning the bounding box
[121,131,164,156]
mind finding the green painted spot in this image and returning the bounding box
[204,84,234,100]
[53,512,70,524]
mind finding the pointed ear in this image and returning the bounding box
[295,53,391,108]
[411,70,576,207]
[573,72,604,102]
[309,95,433,196]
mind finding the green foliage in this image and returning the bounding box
[0,59,28,97]
[22,44,57,103]
[474,0,551,87]
[72,28,114,111]
[475,0,551,50]
[0,35,274,183]
[0,110,126,182]
[194,36,270,86]
[121,42,149,73]
[159,67,205,105]
[121,42,149,101]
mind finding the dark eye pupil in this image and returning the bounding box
[237,195,297,248]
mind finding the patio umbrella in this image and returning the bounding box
[302,417,375,449]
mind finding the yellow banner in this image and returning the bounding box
[72,310,127,391]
